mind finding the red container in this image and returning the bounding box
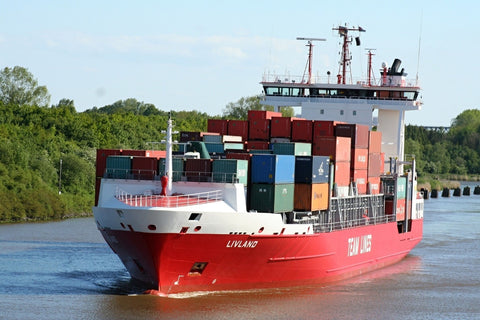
[247,140,269,150]
[313,120,338,138]
[270,117,292,138]
[208,119,229,135]
[96,149,122,177]
[294,183,329,211]
[247,110,281,121]
[228,120,249,141]
[132,156,159,180]
[146,150,166,158]
[368,130,382,153]
[312,136,351,162]
[368,152,382,177]
[185,158,213,181]
[335,123,369,148]
[249,119,270,141]
[291,119,313,142]
[351,148,368,169]
[351,168,368,194]
[334,161,351,187]
[226,153,252,161]
[367,177,381,194]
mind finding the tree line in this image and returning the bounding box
[0,66,478,222]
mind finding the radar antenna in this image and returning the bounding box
[332,24,366,84]
[296,37,326,84]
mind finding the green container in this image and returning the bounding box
[272,142,311,155]
[249,183,294,213]
[212,159,248,185]
[159,158,184,181]
[203,135,223,143]
[223,143,244,151]
[105,156,132,179]
[396,176,407,199]
[204,142,225,154]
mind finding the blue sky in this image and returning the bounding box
[0,0,476,126]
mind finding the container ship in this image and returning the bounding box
[93,25,424,296]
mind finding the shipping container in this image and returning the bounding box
[224,143,244,152]
[159,158,184,181]
[272,142,311,156]
[145,150,166,158]
[203,135,223,143]
[222,135,243,143]
[295,156,330,184]
[368,130,382,153]
[294,183,329,211]
[396,198,406,220]
[207,119,229,135]
[367,176,381,194]
[96,149,122,177]
[247,140,269,150]
[180,131,219,142]
[132,156,159,180]
[185,158,213,182]
[368,152,382,177]
[313,120,337,137]
[105,155,133,179]
[251,154,295,184]
[204,143,225,154]
[351,169,368,194]
[270,137,291,144]
[247,110,282,121]
[335,123,369,148]
[312,136,351,162]
[250,183,294,213]
[351,148,368,169]
[212,159,248,185]
[270,116,292,138]
[333,161,351,187]
[382,176,407,199]
[249,119,270,140]
[291,119,313,142]
[228,120,249,141]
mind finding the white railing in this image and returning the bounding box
[115,187,223,208]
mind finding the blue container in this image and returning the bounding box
[251,154,295,184]
[295,156,330,184]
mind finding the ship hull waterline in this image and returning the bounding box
[97,219,423,296]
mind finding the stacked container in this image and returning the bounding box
[368,130,383,194]
[159,158,184,182]
[250,154,295,213]
[294,156,330,211]
[247,110,282,144]
[291,119,313,142]
[335,124,369,194]
[185,159,213,182]
[207,119,229,135]
[212,159,248,185]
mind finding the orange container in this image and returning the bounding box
[368,130,382,153]
[312,136,351,162]
[351,169,368,194]
[335,123,369,148]
[334,161,351,187]
[294,183,329,211]
[368,152,382,177]
[351,147,368,169]
[367,177,381,194]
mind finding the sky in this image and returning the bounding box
[0,0,477,126]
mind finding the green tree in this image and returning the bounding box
[0,66,50,106]
[223,95,294,119]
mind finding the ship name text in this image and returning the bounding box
[347,234,372,257]
[226,240,258,248]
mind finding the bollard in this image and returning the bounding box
[441,187,450,197]
[463,186,470,196]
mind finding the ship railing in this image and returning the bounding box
[104,169,242,184]
[104,168,158,180]
[115,188,223,208]
[311,214,396,233]
[261,73,419,88]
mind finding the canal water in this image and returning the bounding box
[0,183,479,319]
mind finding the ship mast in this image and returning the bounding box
[332,25,365,84]
[296,37,325,84]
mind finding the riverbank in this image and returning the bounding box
[417,174,480,192]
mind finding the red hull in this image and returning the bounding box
[100,219,423,295]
